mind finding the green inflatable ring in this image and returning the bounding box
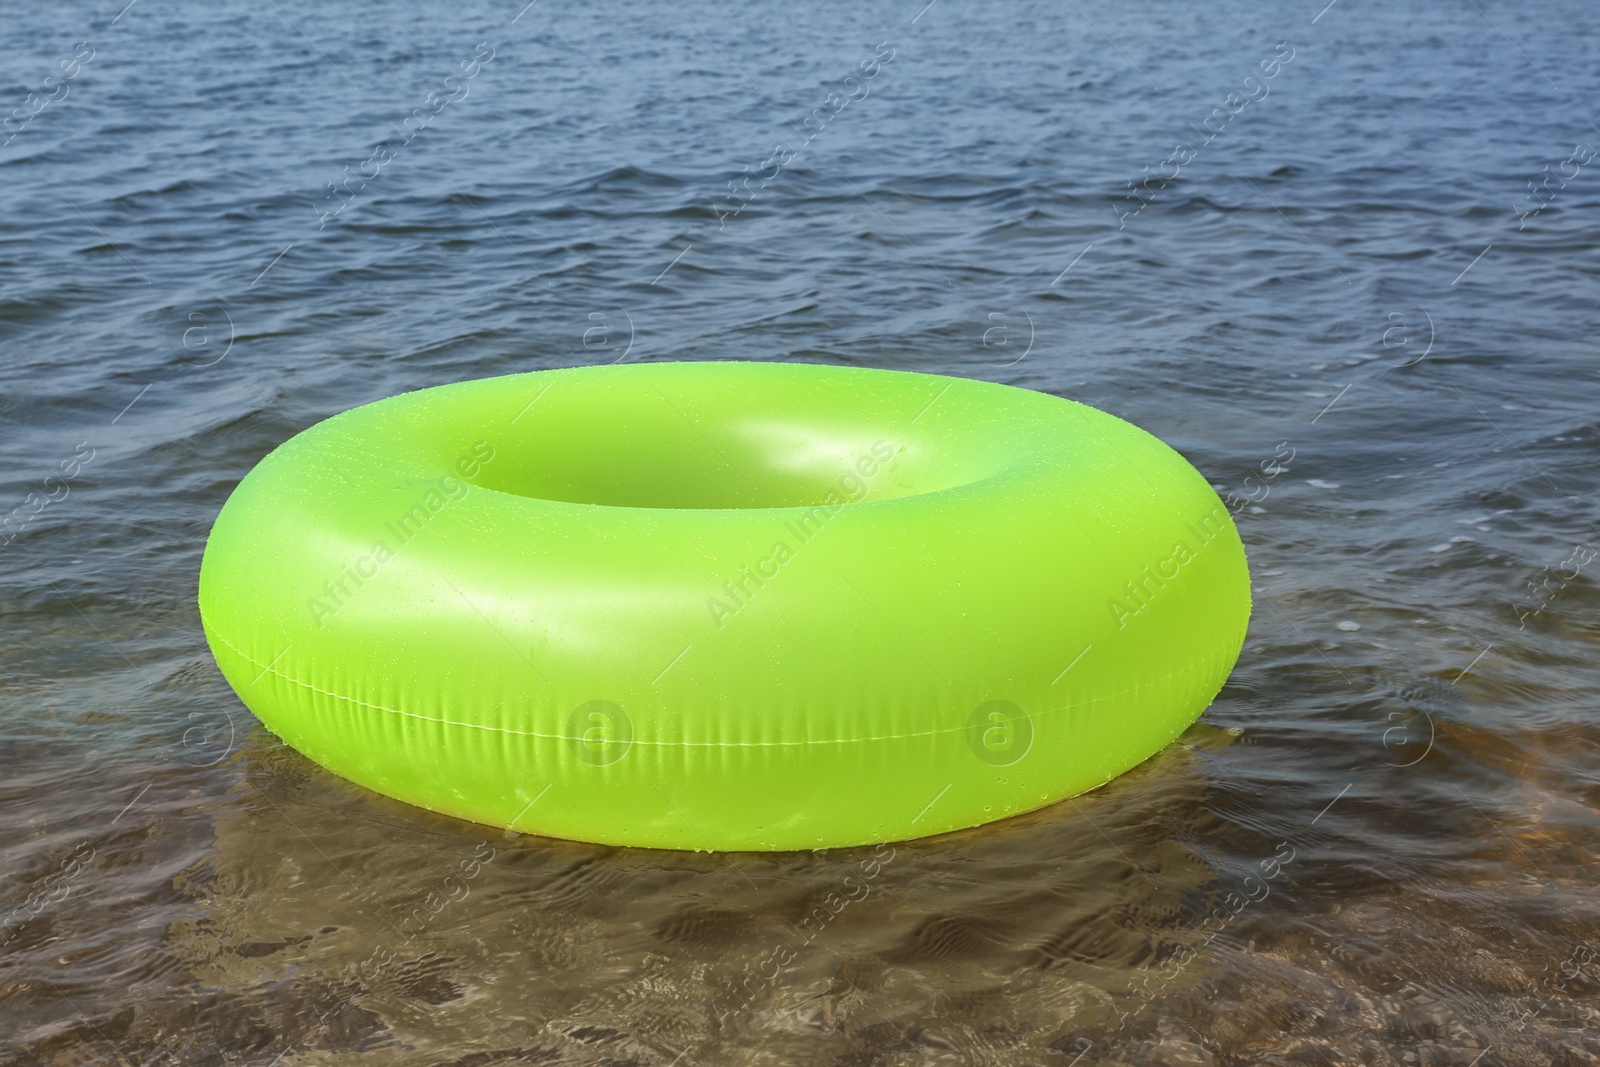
[199,361,1250,850]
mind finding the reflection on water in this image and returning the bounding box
[12,701,1596,1065]
[4,0,1600,1063]
[170,726,1231,1063]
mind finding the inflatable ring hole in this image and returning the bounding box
[467,381,1004,510]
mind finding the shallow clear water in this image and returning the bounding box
[3,1,1598,1064]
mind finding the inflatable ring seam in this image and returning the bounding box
[206,624,1236,747]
